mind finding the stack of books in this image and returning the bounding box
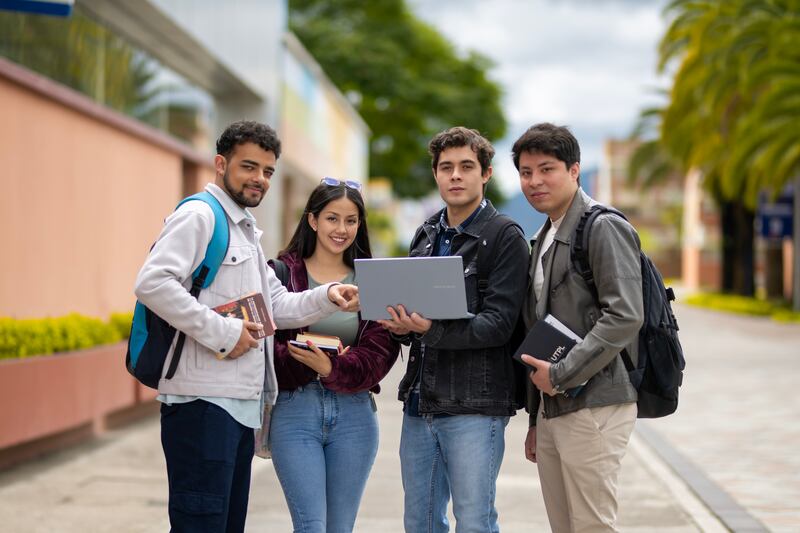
[290,332,341,356]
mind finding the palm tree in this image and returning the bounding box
[631,0,800,299]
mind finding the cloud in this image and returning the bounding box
[408,0,670,194]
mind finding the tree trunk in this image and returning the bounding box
[765,240,784,299]
[720,200,755,296]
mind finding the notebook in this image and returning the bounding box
[354,256,475,321]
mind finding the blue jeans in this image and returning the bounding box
[399,412,509,533]
[160,400,254,533]
[269,381,379,532]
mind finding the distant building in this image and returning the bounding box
[598,139,688,279]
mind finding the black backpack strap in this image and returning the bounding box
[570,204,627,298]
[476,214,522,309]
[570,205,635,371]
[165,265,209,380]
[269,258,290,287]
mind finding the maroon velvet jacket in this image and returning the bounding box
[268,251,400,394]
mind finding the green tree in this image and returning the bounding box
[630,0,800,296]
[289,0,507,201]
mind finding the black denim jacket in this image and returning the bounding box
[396,201,530,416]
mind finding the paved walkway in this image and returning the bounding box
[0,303,797,532]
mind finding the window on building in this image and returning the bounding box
[0,8,215,152]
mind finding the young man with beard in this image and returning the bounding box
[134,120,359,533]
[514,123,643,532]
[380,127,529,533]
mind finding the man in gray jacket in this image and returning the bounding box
[134,120,358,533]
[513,123,643,532]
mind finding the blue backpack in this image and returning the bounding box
[126,192,230,389]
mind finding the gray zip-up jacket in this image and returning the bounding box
[524,188,643,424]
[134,184,339,403]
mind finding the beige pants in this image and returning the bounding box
[536,402,637,533]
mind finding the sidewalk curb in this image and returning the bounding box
[633,422,769,533]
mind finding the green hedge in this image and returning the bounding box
[685,293,800,323]
[0,312,133,360]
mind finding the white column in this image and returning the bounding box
[682,168,703,291]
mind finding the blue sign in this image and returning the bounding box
[0,0,73,17]
[757,186,794,239]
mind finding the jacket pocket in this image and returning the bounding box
[463,259,480,313]
[193,340,240,381]
[207,245,255,300]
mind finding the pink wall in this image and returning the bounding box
[0,60,212,319]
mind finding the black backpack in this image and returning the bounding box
[571,205,685,418]
[270,257,290,287]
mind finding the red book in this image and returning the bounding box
[213,292,275,339]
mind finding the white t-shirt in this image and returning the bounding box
[534,214,565,300]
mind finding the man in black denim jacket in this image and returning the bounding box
[379,127,529,533]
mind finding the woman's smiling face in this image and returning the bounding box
[308,196,361,257]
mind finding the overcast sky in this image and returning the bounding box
[407,0,671,195]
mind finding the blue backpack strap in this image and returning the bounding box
[163,192,230,380]
[177,191,230,288]
[126,191,231,388]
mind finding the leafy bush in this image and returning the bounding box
[0,312,133,360]
[685,293,800,323]
[109,312,134,340]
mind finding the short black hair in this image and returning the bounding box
[216,120,282,160]
[511,123,580,171]
[428,127,494,175]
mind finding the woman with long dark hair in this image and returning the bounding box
[267,177,399,532]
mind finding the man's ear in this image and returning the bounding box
[570,162,580,181]
[482,165,493,184]
[214,154,227,177]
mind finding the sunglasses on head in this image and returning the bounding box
[320,176,363,191]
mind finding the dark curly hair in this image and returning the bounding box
[216,120,282,160]
[511,123,580,171]
[428,127,494,175]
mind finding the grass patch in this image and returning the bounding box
[685,292,800,323]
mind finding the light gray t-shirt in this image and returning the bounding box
[307,271,359,347]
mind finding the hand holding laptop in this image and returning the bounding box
[378,304,432,335]
[354,257,475,321]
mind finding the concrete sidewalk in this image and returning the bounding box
[0,367,709,533]
[1,303,797,531]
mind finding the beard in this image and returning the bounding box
[222,171,264,208]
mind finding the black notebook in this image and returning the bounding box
[513,314,586,397]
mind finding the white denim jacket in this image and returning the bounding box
[134,184,339,403]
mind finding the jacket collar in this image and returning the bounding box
[529,188,595,320]
[276,250,310,292]
[423,199,498,238]
[555,187,595,243]
[206,183,251,225]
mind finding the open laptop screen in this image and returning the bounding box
[354,256,475,321]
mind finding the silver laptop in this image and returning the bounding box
[354,256,475,321]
